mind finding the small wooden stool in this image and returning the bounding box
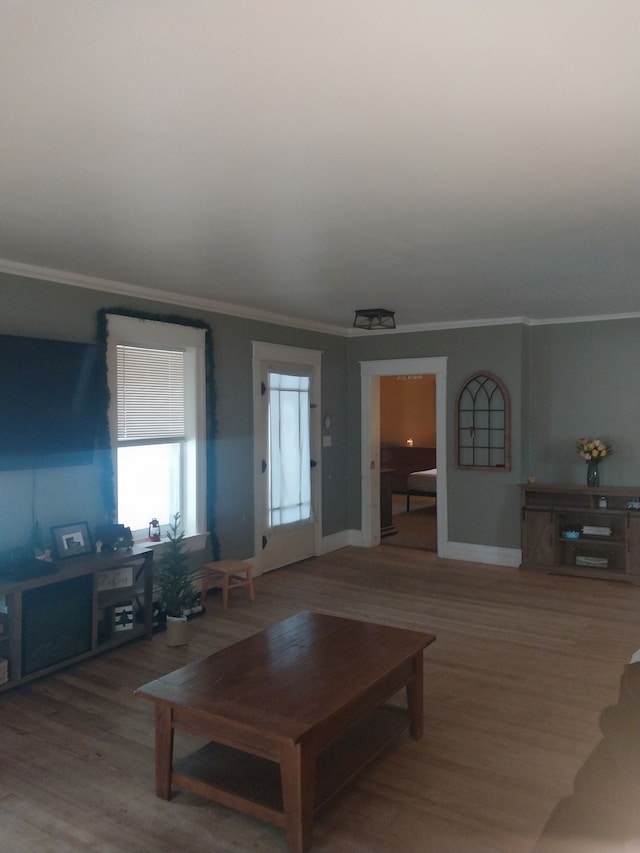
[200,559,255,609]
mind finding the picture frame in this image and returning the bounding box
[51,521,93,559]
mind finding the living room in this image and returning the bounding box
[1,3,639,850]
[4,278,640,572]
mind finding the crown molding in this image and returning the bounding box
[348,316,530,335]
[0,259,346,337]
[1,258,639,335]
[368,310,640,335]
[526,311,640,326]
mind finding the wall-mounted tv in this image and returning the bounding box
[0,334,102,471]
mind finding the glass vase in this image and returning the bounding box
[586,459,600,488]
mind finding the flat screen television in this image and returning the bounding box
[0,334,102,471]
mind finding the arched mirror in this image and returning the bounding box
[456,372,510,470]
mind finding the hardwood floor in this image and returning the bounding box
[385,494,437,550]
[1,545,639,853]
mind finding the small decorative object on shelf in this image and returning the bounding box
[582,525,612,537]
[29,519,46,558]
[148,518,161,541]
[51,521,93,559]
[113,604,134,632]
[576,437,613,487]
[94,524,134,552]
[562,527,580,540]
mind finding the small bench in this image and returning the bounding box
[200,559,255,609]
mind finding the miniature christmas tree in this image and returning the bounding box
[154,513,198,618]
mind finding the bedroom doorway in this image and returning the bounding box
[359,357,448,556]
[381,373,437,551]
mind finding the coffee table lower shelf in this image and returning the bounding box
[172,704,409,828]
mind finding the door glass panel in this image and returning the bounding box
[268,372,311,527]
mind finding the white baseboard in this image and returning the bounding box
[320,530,363,552]
[237,535,522,575]
[322,531,522,569]
[442,541,522,568]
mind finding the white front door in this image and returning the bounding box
[253,342,322,573]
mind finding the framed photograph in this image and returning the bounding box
[51,522,93,559]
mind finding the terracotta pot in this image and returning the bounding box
[165,614,189,646]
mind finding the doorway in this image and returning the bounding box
[253,342,322,574]
[381,373,437,550]
[360,357,448,555]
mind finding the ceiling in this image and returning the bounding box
[2,2,638,334]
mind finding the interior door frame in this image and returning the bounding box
[360,356,448,553]
[252,341,323,574]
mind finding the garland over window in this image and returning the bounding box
[95,307,219,558]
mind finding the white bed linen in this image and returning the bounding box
[407,468,437,493]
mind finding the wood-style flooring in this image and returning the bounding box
[385,494,437,550]
[1,544,639,853]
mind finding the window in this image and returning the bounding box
[106,314,206,538]
[456,372,510,470]
[267,371,311,527]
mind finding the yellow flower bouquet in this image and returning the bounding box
[576,438,612,461]
[576,438,612,487]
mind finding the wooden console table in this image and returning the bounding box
[136,611,436,853]
[0,547,153,691]
[521,484,640,584]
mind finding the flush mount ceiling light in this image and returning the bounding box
[352,308,396,330]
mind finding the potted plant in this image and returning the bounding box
[154,513,198,646]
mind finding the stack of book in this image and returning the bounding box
[576,555,609,569]
[582,525,612,537]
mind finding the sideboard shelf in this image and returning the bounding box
[521,484,640,584]
[0,546,153,692]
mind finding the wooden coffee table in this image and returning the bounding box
[135,611,436,853]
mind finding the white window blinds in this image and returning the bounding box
[116,345,185,441]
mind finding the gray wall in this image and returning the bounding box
[2,272,639,561]
[347,324,527,549]
[210,315,350,556]
[349,317,640,550]
[0,274,349,556]
[527,318,640,488]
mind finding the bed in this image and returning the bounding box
[406,468,437,511]
[380,446,436,493]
